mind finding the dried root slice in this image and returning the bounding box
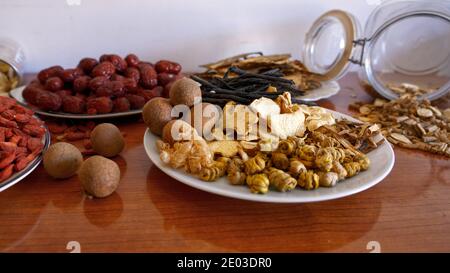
[298,170,319,190]
[240,141,258,156]
[389,133,412,145]
[352,94,449,157]
[208,140,241,158]
[246,173,270,194]
[265,167,297,192]
[310,131,340,147]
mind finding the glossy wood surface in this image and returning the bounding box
[0,73,449,253]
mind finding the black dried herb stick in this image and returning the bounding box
[191,66,312,107]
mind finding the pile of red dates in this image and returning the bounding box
[23,54,182,114]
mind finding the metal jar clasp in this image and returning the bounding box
[349,38,369,66]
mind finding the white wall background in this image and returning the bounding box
[0,0,379,73]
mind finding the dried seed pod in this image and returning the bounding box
[331,161,347,180]
[227,157,246,185]
[277,137,297,155]
[296,145,317,162]
[288,158,306,178]
[355,154,370,171]
[244,152,267,175]
[198,160,227,182]
[328,147,346,162]
[246,173,270,194]
[317,171,339,187]
[315,147,348,172]
[298,170,319,190]
[198,165,221,182]
[228,171,246,185]
[271,152,290,170]
[344,162,361,178]
[265,167,297,192]
[315,149,333,172]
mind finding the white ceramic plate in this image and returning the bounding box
[296,80,340,102]
[0,127,51,192]
[143,110,395,203]
[10,86,142,119]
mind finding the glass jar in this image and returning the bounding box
[0,37,25,93]
[302,0,450,101]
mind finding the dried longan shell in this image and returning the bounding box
[78,156,120,198]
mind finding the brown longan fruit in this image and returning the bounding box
[169,77,201,107]
[142,97,173,136]
[43,142,83,179]
[78,155,120,198]
[90,123,125,157]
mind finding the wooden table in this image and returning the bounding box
[1,73,449,253]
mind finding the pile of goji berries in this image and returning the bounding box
[45,119,95,155]
[0,96,45,182]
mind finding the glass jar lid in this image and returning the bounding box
[303,10,361,81]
